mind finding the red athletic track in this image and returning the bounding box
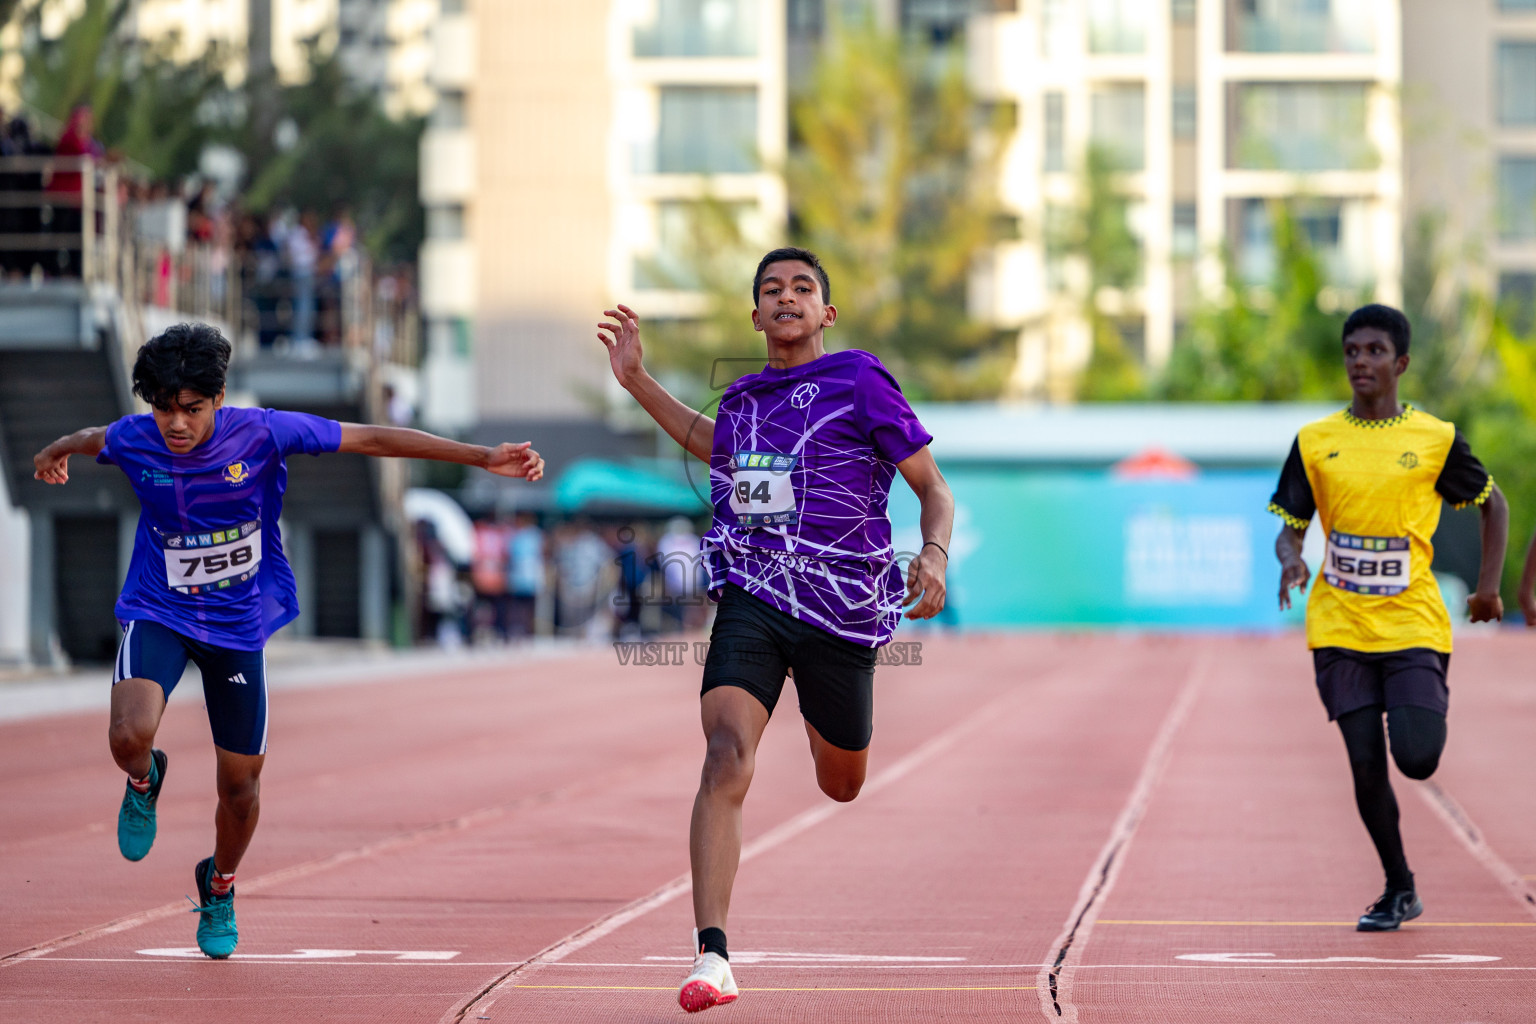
[2,632,1535,1023]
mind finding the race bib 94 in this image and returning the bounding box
[730,451,799,527]
[159,520,262,594]
[1324,530,1411,596]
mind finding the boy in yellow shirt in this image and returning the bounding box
[1269,304,1508,931]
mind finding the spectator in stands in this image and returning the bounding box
[470,514,513,642]
[655,516,705,633]
[554,519,612,639]
[506,512,547,639]
[48,105,104,276]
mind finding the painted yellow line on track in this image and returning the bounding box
[1098,920,1536,927]
[512,985,1037,992]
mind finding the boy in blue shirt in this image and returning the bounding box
[32,323,544,958]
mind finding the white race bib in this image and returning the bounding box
[730,451,799,527]
[1323,530,1411,596]
[159,520,262,594]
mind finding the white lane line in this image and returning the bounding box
[1416,779,1536,921]
[442,672,1063,1024]
[1038,651,1210,1023]
[16,958,1531,972]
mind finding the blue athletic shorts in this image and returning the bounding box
[113,619,269,756]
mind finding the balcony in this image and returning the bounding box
[420,128,476,204]
[430,12,475,90]
[420,238,476,318]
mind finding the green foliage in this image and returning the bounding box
[783,15,1013,400]
[19,0,232,179]
[1158,201,1356,401]
[234,48,425,263]
[1056,146,1145,400]
[15,3,423,262]
[638,16,1011,401]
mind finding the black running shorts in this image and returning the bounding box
[1312,646,1450,721]
[701,584,879,751]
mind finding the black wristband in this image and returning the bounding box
[922,540,948,560]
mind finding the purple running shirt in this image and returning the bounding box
[700,349,932,646]
[97,406,342,650]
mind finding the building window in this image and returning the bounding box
[1172,0,1197,23]
[1228,0,1374,54]
[431,90,467,129]
[1231,82,1373,171]
[635,0,759,58]
[655,87,759,174]
[1172,202,1198,257]
[1238,197,1371,285]
[1500,272,1536,333]
[1172,84,1197,139]
[427,205,467,240]
[1498,0,1536,10]
[788,0,822,34]
[1088,0,1146,53]
[1091,84,1146,171]
[1044,91,1066,172]
[1499,157,1536,241]
[1498,42,1536,126]
[1042,0,1074,57]
[635,201,759,290]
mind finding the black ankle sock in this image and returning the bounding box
[698,927,727,960]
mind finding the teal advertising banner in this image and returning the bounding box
[888,468,1306,629]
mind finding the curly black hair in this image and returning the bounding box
[131,323,231,409]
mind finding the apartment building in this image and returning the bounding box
[1403,0,1536,322]
[336,0,438,116]
[417,0,787,435]
[970,0,1407,398]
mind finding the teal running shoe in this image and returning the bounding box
[117,748,167,862]
[190,856,238,959]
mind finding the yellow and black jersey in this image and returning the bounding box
[1268,405,1493,654]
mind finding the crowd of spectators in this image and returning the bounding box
[0,104,417,362]
[419,514,711,649]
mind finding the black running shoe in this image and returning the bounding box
[1356,888,1423,931]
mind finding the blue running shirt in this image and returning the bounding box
[97,407,342,650]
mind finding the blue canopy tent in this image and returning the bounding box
[553,458,710,516]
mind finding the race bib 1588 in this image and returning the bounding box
[730,451,799,527]
[1324,530,1411,596]
[159,520,262,595]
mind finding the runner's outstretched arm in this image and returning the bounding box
[598,303,714,463]
[1276,524,1310,611]
[1520,521,1536,627]
[337,424,545,480]
[1466,483,1508,623]
[897,448,953,620]
[32,426,108,484]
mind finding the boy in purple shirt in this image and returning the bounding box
[33,323,544,958]
[599,247,954,1012]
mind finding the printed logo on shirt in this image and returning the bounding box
[139,469,173,487]
[790,382,820,409]
[1326,451,1340,460]
[1398,452,1419,469]
[223,461,251,485]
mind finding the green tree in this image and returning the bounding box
[1059,146,1145,400]
[783,15,1013,400]
[1159,201,1356,401]
[235,47,425,263]
[19,0,232,179]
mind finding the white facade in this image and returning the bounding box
[417,0,787,429]
[971,0,1407,399]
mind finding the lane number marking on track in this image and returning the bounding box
[1176,953,1501,965]
[137,948,460,961]
[641,952,967,965]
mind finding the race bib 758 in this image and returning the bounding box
[159,520,263,595]
[1323,530,1411,596]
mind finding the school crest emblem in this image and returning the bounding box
[223,462,250,485]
